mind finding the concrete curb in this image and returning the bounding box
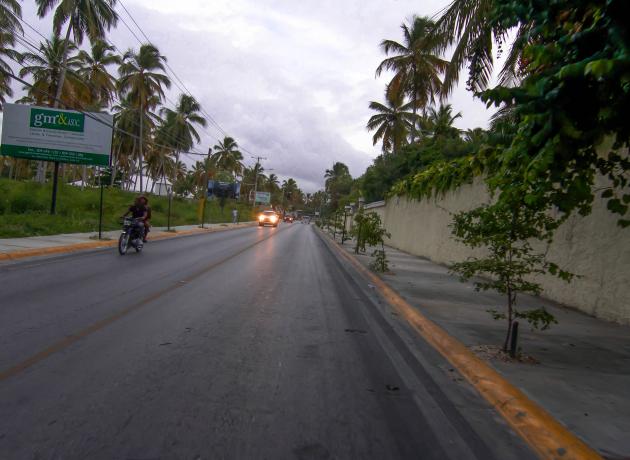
[0,222,257,262]
[316,227,602,460]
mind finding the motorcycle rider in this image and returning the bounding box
[140,196,151,242]
[123,196,148,244]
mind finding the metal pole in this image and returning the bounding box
[50,161,60,214]
[253,160,259,207]
[167,189,172,231]
[201,147,212,229]
[98,168,104,239]
[342,210,347,243]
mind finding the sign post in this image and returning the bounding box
[0,104,113,214]
[254,191,271,205]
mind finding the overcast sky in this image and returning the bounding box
[12,0,496,191]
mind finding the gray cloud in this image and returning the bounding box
[13,0,496,192]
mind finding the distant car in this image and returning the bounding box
[258,210,279,227]
[284,215,294,223]
[302,216,311,224]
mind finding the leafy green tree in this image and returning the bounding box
[351,209,390,270]
[450,201,573,351]
[479,0,630,227]
[324,161,352,210]
[281,178,302,208]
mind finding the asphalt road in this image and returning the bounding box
[0,223,534,460]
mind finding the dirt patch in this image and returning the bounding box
[470,344,539,365]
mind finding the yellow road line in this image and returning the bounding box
[318,228,601,460]
[0,223,287,382]
[0,222,257,261]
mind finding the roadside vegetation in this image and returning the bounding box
[0,0,309,236]
[312,0,629,350]
[0,178,253,238]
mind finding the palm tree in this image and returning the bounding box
[366,88,418,154]
[324,162,352,210]
[212,136,244,179]
[281,178,300,207]
[35,0,118,106]
[190,159,214,197]
[118,43,171,192]
[0,31,21,109]
[0,0,23,109]
[376,16,447,115]
[432,0,530,95]
[425,104,462,140]
[19,36,88,108]
[159,93,207,166]
[76,39,121,109]
[266,173,280,191]
[0,0,23,35]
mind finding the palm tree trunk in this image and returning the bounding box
[138,99,144,193]
[52,21,73,107]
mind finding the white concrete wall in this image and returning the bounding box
[370,179,630,324]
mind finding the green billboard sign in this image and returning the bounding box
[1,104,112,166]
[29,108,85,132]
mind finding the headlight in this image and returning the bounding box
[258,215,264,221]
[270,215,278,222]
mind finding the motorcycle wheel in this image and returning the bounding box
[118,233,129,255]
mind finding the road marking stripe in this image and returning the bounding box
[0,225,290,382]
[0,223,257,261]
[317,228,601,460]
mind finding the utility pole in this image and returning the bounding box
[201,147,212,228]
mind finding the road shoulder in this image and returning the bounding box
[0,222,257,261]
[315,226,604,460]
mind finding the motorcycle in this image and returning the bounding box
[118,217,144,255]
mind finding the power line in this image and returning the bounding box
[11,20,212,157]
[10,17,261,169]
[2,69,209,157]
[114,0,263,155]
[10,44,206,157]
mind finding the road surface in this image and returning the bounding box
[0,223,533,459]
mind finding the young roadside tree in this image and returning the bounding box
[450,201,574,352]
[351,210,391,272]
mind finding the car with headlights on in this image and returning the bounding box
[258,210,279,227]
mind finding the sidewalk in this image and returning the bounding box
[0,222,255,259]
[331,234,630,459]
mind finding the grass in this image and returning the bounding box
[0,178,255,238]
